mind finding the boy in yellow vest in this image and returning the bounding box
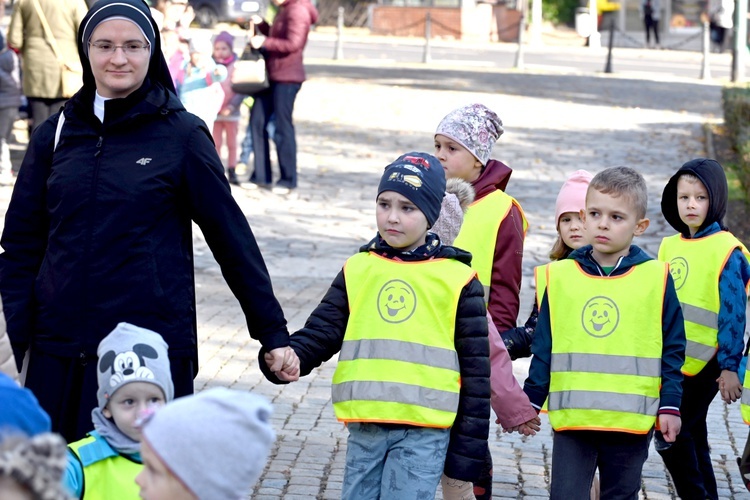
[656,158,750,500]
[259,152,490,499]
[523,166,686,499]
[64,323,174,499]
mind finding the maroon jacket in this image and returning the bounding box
[257,0,318,83]
[471,159,525,335]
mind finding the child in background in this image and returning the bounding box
[432,178,540,500]
[260,152,491,499]
[434,103,525,499]
[65,323,174,499]
[0,30,20,184]
[656,158,750,500]
[212,31,244,186]
[136,387,275,500]
[176,35,227,132]
[524,166,685,498]
[503,170,594,360]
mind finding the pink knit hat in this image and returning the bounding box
[554,169,593,228]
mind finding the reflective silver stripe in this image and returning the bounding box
[742,389,750,406]
[685,339,717,363]
[483,285,490,302]
[681,303,719,330]
[339,339,459,372]
[551,353,661,378]
[548,390,659,416]
[332,380,459,413]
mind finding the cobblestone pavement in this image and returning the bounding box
[1,45,749,499]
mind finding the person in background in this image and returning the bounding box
[7,0,88,133]
[244,0,318,194]
[0,30,21,184]
[136,388,275,500]
[176,34,227,132]
[0,0,297,443]
[212,31,244,186]
[641,0,661,48]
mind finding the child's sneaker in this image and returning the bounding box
[738,457,750,491]
[227,168,240,186]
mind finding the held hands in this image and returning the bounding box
[500,415,541,436]
[658,414,681,443]
[249,35,266,50]
[265,347,300,382]
[717,370,743,404]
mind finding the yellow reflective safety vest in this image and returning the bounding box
[453,190,527,302]
[742,378,750,424]
[68,432,142,500]
[546,259,667,434]
[658,231,750,376]
[534,263,548,308]
[333,252,477,428]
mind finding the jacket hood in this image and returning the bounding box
[661,158,728,236]
[569,244,652,275]
[472,159,512,198]
[360,233,472,266]
[77,0,176,96]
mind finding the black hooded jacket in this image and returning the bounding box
[259,235,491,482]
[661,158,729,236]
[0,0,289,362]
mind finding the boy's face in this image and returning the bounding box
[558,211,587,250]
[434,134,482,182]
[102,382,166,442]
[676,176,709,237]
[136,439,197,500]
[581,188,649,267]
[376,191,429,252]
[213,41,232,61]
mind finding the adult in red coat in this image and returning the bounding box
[247,0,318,193]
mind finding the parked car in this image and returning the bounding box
[188,0,265,28]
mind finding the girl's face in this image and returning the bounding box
[213,41,232,61]
[558,211,586,250]
[434,134,482,182]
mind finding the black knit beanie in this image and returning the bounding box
[377,152,446,227]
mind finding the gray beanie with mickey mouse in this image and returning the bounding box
[96,322,174,410]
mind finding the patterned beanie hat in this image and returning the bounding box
[378,152,446,227]
[96,323,174,410]
[435,103,504,166]
[0,433,71,500]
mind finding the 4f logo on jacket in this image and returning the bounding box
[136,158,152,165]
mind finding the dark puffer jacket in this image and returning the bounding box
[260,236,491,481]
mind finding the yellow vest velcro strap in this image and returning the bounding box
[551,353,661,378]
[548,390,660,416]
[681,303,719,329]
[482,285,490,302]
[339,339,459,372]
[332,380,459,413]
[742,389,750,406]
[685,339,718,363]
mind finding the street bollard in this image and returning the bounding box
[604,19,615,73]
[514,16,525,69]
[701,20,711,80]
[334,6,344,60]
[423,12,432,64]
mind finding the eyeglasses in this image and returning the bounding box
[89,41,150,55]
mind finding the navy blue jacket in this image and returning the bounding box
[523,244,686,414]
[259,234,491,482]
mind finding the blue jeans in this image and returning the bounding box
[249,82,301,188]
[342,423,449,500]
[550,429,651,500]
[238,113,275,166]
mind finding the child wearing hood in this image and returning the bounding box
[176,35,227,131]
[64,323,174,499]
[657,158,750,500]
